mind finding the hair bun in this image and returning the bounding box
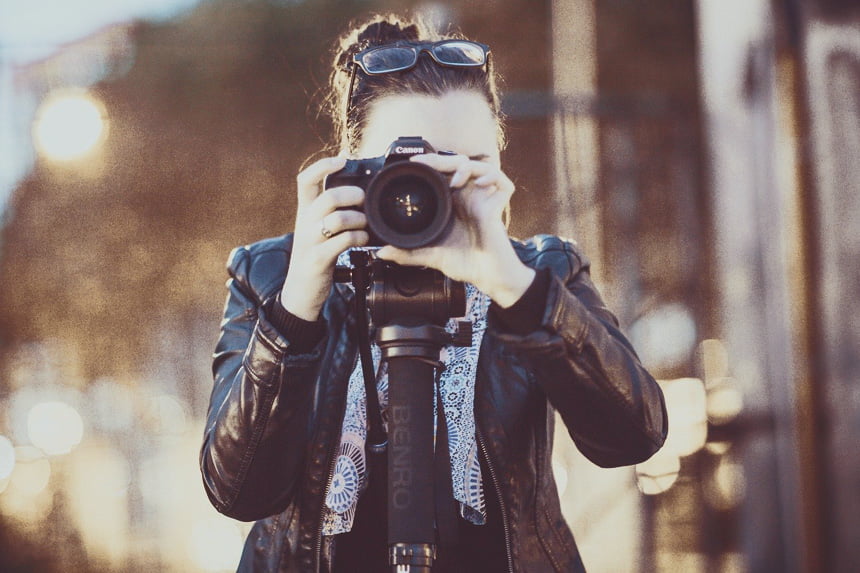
[357,19,420,46]
[335,15,425,71]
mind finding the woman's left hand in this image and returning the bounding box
[376,153,535,308]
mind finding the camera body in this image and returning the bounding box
[324,136,453,249]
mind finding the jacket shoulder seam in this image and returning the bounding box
[228,235,293,304]
[512,235,585,283]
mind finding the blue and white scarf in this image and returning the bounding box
[321,248,490,535]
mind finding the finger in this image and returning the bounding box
[320,209,367,236]
[319,230,369,260]
[450,160,494,189]
[412,154,496,188]
[296,156,347,204]
[376,245,435,268]
[409,153,470,173]
[473,172,515,201]
[474,170,512,189]
[310,186,365,219]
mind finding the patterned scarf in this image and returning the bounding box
[321,248,489,535]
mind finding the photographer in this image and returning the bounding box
[200,13,667,573]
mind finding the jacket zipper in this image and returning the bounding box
[477,426,514,573]
[313,347,360,572]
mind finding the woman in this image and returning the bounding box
[201,14,667,573]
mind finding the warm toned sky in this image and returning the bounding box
[0,0,204,62]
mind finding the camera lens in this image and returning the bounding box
[378,174,438,234]
[365,162,452,249]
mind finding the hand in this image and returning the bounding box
[280,156,369,320]
[376,153,535,308]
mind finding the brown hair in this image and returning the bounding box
[327,14,505,154]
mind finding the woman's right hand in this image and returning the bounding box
[280,156,369,321]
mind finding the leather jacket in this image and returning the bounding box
[200,233,668,572]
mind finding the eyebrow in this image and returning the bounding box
[469,153,490,161]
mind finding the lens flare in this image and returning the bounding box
[33,91,107,161]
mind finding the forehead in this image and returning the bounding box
[355,90,500,161]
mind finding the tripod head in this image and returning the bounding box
[335,251,472,360]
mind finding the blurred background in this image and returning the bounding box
[0,0,857,571]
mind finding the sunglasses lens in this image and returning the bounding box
[432,41,486,65]
[361,46,417,74]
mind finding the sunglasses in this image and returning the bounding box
[346,40,491,115]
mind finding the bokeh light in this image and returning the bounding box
[636,450,681,495]
[700,339,729,381]
[705,441,731,455]
[0,435,15,480]
[32,91,108,161]
[12,447,51,496]
[146,393,189,435]
[707,381,744,425]
[552,459,569,497]
[699,339,744,425]
[67,443,132,565]
[661,377,708,457]
[13,447,51,495]
[0,446,53,523]
[189,517,245,572]
[635,377,707,495]
[27,400,85,455]
[629,303,698,372]
[704,455,746,511]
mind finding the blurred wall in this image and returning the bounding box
[697,0,860,571]
[801,2,860,571]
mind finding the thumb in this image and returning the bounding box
[376,245,432,267]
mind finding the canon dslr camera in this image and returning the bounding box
[324,136,453,249]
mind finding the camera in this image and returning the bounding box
[324,136,453,249]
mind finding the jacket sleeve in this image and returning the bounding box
[200,245,324,521]
[490,238,668,467]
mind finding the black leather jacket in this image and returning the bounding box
[201,233,667,572]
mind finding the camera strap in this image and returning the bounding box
[353,272,388,453]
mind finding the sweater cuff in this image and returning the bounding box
[489,267,552,335]
[263,292,327,354]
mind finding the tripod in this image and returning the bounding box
[338,251,471,572]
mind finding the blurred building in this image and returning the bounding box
[550,0,860,571]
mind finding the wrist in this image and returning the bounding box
[265,293,327,353]
[281,269,329,321]
[486,263,536,308]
